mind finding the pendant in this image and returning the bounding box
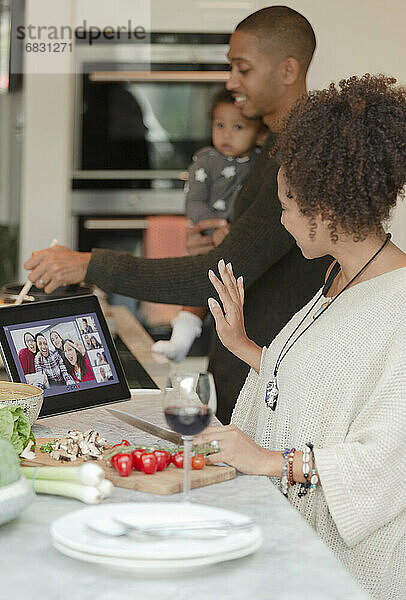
[265,378,279,410]
[313,300,332,320]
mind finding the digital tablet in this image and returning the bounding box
[0,295,137,417]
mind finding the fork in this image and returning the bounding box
[87,517,254,540]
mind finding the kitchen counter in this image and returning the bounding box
[0,306,368,600]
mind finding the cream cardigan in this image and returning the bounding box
[231,267,406,600]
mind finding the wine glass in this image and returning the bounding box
[163,372,217,502]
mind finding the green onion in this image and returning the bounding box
[30,479,103,504]
[97,478,114,499]
[22,463,104,486]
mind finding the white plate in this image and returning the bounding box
[50,503,261,561]
[52,536,262,573]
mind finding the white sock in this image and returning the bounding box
[151,310,203,362]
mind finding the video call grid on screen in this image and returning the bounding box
[4,312,119,397]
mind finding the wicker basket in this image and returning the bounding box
[0,382,43,425]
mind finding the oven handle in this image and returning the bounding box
[73,169,188,180]
[89,70,229,83]
[83,219,149,231]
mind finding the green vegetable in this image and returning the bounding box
[23,463,104,486]
[29,479,104,504]
[22,464,112,504]
[0,406,36,456]
[0,409,14,441]
[0,438,21,488]
[40,440,57,454]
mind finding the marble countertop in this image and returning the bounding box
[0,306,368,600]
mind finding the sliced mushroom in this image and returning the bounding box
[86,443,102,458]
[48,429,109,462]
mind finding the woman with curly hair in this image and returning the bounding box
[196,75,406,600]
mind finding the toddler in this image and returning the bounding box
[152,88,265,362]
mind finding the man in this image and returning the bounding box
[34,333,75,388]
[81,318,93,334]
[25,7,330,423]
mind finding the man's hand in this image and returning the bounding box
[24,245,91,294]
[186,218,227,256]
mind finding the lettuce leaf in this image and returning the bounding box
[0,406,35,456]
[0,408,14,440]
[0,438,21,487]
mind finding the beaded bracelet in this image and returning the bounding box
[298,445,311,498]
[288,448,296,486]
[307,442,319,490]
[281,448,290,498]
[298,442,319,498]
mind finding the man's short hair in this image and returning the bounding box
[236,6,316,73]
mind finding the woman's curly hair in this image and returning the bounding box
[276,74,406,241]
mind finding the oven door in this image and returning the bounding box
[73,34,230,191]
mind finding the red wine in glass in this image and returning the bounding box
[163,372,217,502]
[164,406,212,436]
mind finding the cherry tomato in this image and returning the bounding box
[132,448,146,471]
[113,453,133,477]
[140,452,158,475]
[153,449,170,471]
[172,451,184,469]
[165,451,172,467]
[191,454,205,470]
[112,439,130,449]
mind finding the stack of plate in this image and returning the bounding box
[50,502,262,573]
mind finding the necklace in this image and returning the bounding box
[265,233,391,410]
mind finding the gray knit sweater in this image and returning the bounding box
[86,134,330,423]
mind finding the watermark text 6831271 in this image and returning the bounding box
[10,0,152,75]
[25,42,73,53]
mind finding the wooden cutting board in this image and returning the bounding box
[21,438,236,496]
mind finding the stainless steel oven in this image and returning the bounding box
[72,32,229,339]
[72,32,230,198]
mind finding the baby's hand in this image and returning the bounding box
[212,223,230,247]
[186,218,227,255]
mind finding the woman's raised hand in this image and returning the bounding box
[208,260,246,355]
[208,260,262,372]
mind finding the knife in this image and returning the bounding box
[106,407,182,445]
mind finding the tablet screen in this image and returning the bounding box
[0,296,131,417]
[4,312,118,396]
